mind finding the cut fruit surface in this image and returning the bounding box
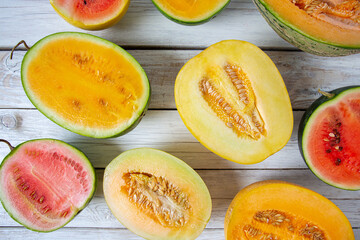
[253,0,360,56]
[103,148,211,240]
[299,86,360,190]
[21,32,150,138]
[224,180,355,240]
[175,40,293,164]
[151,0,230,25]
[0,139,96,232]
[50,0,130,30]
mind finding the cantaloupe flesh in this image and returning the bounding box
[225,181,355,240]
[103,148,211,240]
[22,33,149,137]
[175,40,293,164]
[152,0,229,22]
[260,0,360,47]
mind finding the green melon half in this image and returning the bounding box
[21,32,150,138]
[0,139,96,232]
[151,0,230,25]
[299,86,360,190]
[103,148,212,240]
[253,0,360,56]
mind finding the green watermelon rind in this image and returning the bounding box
[0,139,97,232]
[252,0,360,56]
[151,0,231,25]
[299,86,360,191]
[21,32,151,139]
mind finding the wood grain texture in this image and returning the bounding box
[0,228,358,240]
[0,196,359,229]
[1,51,360,110]
[0,0,289,49]
[0,109,304,169]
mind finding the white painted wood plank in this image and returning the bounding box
[0,109,305,169]
[0,228,359,240]
[0,228,226,240]
[1,51,359,110]
[0,0,290,49]
[1,197,359,229]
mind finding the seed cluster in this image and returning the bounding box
[123,172,190,227]
[199,63,266,140]
[291,0,360,28]
[322,121,347,167]
[243,224,280,239]
[254,210,291,227]
[250,210,326,239]
[300,224,325,240]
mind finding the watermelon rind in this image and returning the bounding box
[151,0,231,25]
[253,0,360,56]
[0,139,96,232]
[21,32,151,139]
[299,86,360,191]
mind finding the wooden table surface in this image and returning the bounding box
[0,0,359,239]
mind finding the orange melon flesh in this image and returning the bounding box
[225,181,355,240]
[261,0,360,47]
[22,32,150,138]
[152,0,230,22]
[50,0,130,30]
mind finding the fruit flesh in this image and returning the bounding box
[21,32,150,138]
[152,0,229,23]
[175,40,293,164]
[103,148,211,240]
[224,181,355,240]
[258,0,360,47]
[0,139,96,232]
[50,0,130,30]
[302,87,360,190]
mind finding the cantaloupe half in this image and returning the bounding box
[175,40,293,164]
[151,0,230,25]
[21,32,150,138]
[225,180,355,239]
[253,0,360,56]
[50,0,130,30]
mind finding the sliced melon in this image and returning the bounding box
[0,139,96,232]
[253,0,360,56]
[299,86,360,190]
[50,0,130,30]
[151,0,230,25]
[103,148,212,240]
[225,180,355,239]
[175,40,293,164]
[21,32,150,138]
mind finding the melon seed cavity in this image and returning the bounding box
[199,63,266,140]
[291,0,360,30]
[123,172,190,227]
[242,209,326,239]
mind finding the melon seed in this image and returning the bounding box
[123,172,190,227]
[199,62,266,140]
[335,158,342,166]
